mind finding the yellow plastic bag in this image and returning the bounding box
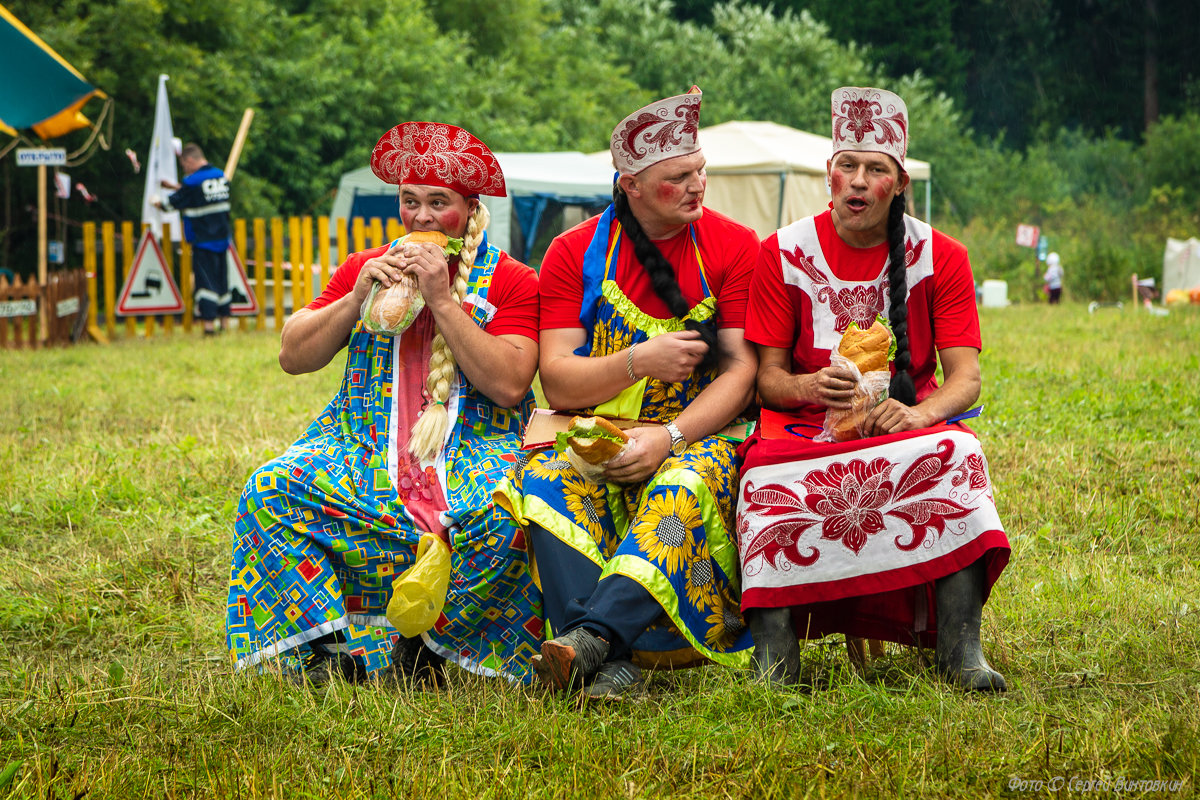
[385,533,452,637]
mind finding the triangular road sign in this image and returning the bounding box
[116,230,184,315]
[226,244,258,315]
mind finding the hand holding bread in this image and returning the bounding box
[818,317,895,443]
[360,231,464,336]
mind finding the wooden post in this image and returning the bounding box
[352,217,365,254]
[234,219,248,331]
[385,218,403,244]
[224,109,255,180]
[103,222,116,339]
[369,217,383,250]
[253,218,266,331]
[181,239,193,333]
[301,216,314,306]
[37,163,48,342]
[83,222,107,343]
[122,221,136,338]
[336,217,348,267]
[317,215,331,296]
[288,216,303,317]
[271,217,284,332]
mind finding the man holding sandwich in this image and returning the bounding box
[226,122,543,686]
[737,88,1011,692]
[497,88,760,700]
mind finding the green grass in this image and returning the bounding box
[1,304,1198,798]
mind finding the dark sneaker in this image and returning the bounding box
[583,659,643,701]
[294,650,365,688]
[536,627,610,691]
[387,635,447,689]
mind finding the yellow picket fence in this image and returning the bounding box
[83,215,406,339]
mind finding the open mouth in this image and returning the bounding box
[846,197,868,211]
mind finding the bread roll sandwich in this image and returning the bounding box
[362,231,465,336]
[827,317,895,442]
[554,416,630,482]
[837,318,893,374]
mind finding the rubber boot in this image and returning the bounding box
[748,607,800,686]
[935,560,1007,693]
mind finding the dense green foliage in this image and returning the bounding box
[0,306,1197,797]
[3,0,1200,299]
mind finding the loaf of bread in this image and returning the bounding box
[837,319,892,374]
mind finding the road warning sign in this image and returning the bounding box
[116,230,184,315]
[226,245,258,315]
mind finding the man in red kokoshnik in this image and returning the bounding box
[226,122,543,687]
[737,87,1011,692]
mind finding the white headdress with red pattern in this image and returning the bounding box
[610,86,703,175]
[371,121,506,197]
[830,87,908,170]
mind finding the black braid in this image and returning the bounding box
[886,192,916,406]
[613,185,718,371]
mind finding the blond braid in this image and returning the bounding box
[408,202,491,461]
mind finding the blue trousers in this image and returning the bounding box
[528,524,662,660]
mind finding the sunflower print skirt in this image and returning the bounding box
[502,434,752,668]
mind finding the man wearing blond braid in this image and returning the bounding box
[226,122,544,687]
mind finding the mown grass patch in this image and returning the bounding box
[1,304,1197,798]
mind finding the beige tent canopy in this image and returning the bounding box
[591,120,932,239]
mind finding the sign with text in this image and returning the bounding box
[1015,224,1040,248]
[16,148,67,167]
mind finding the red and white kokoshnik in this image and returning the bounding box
[610,86,703,175]
[831,86,909,170]
[371,121,507,197]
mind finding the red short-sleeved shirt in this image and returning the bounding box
[307,244,539,339]
[539,207,759,330]
[747,210,980,403]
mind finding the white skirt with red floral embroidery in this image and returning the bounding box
[736,425,1010,643]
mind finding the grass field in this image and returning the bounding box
[1,303,1197,799]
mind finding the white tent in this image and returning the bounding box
[1163,237,1200,293]
[330,152,614,259]
[698,120,932,238]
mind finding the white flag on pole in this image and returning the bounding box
[141,74,181,241]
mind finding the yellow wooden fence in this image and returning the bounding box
[83,215,406,339]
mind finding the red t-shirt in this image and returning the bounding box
[539,207,759,330]
[747,210,980,403]
[307,244,539,339]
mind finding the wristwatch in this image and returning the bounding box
[664,420,688,456]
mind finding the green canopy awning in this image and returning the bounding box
[0,2,105,140]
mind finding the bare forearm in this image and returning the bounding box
[912,371,980,426]
[278,300,358,374]
[757,362,813,410]
[540,347,639,411]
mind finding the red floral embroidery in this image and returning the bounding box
[396,454,438,503]
[782,245,884,332]
[834,98,906,149]
[741,438,980,568]
[616,102,700,163]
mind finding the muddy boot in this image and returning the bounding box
[935,560,1007,693]
[748,607,800,686]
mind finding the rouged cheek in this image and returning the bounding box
[656,182,682,202]
[873,177,895,202]
[439,210,463,232]
[830,173,846,195]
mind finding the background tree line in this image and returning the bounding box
[4,0,1198,300]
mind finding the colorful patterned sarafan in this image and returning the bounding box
[498,224,752,668]
[226,245,543,680]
